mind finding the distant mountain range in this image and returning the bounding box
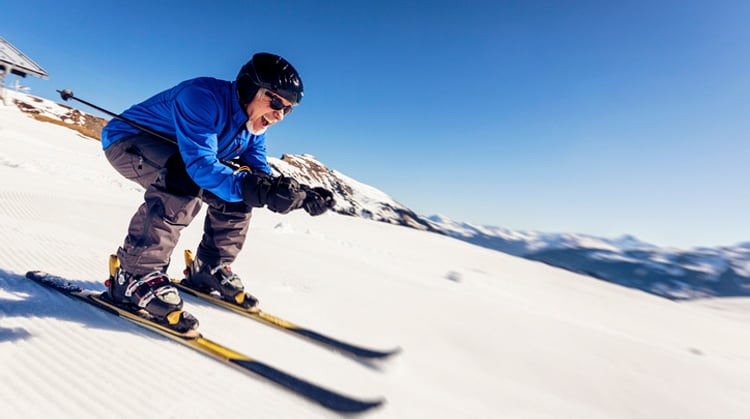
[10,89,749,300]
[423,215,750,300]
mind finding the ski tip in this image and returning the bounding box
[384,346,403,357]
[356,345,405,360]
[25,270,85,293]
[349,397,386,413]
[323,395,386,414]
[360,346,402,360]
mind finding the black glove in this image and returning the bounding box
[242,174,306,214]
[300,185,335,216]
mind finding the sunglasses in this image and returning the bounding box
[264,91,293,115]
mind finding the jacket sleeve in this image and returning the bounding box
[172,86,247,202]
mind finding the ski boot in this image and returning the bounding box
[106,254,198,332]
[182,250,259,309]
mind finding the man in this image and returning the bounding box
[101,53,333,331]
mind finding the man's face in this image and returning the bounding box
[245,89,293,135]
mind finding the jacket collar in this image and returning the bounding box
[230,80,248,127]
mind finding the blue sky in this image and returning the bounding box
[3,0,749,248]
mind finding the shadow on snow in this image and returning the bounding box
[0,268,159,343]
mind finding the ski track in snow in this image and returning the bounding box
[1,101,750,418]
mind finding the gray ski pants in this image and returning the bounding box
[104,132,253,275]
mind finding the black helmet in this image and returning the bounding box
[236,52,303,108]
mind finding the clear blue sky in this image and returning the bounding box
[3,0,749,248]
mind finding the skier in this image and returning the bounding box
[101,52,334,330]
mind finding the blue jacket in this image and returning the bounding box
[102,77,271,202]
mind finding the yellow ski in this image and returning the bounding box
[25,270,384,413]
[178,250,401,360]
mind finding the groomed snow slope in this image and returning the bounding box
[1,103,749,418]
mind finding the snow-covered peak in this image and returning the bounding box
[270,154,437,232]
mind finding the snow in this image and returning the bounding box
[1,98,750,418]
[589,251,640,264]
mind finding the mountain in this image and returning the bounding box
[424,214,658,256]
[425,215,750,300]
[269,154,438,232]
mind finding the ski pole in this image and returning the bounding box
[56,89,177,146]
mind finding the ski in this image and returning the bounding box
[178,250,400,361]
[174,280,400,360]
[25,270,384,414]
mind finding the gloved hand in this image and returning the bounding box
[300,185,335,216]
[242,174,306,214]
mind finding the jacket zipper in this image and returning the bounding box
[217,126,246,160]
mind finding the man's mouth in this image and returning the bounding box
[247,117,268,135]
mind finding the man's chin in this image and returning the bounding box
[246,121,267,136]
